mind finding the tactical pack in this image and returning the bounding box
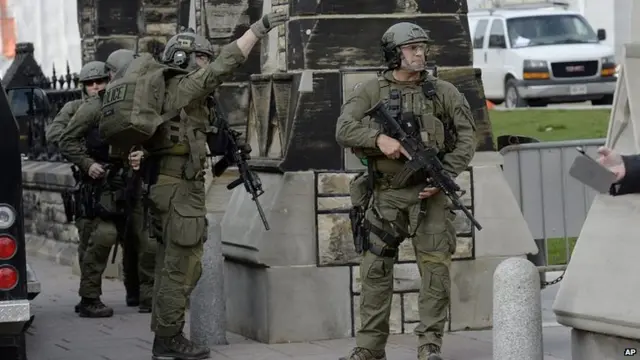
[99,53,187,149]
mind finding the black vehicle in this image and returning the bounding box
[0,82,44,359]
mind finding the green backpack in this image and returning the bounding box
[99,53,187,150]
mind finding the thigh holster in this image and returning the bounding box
[364,219,405,258]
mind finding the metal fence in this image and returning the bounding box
[499,138,606,270]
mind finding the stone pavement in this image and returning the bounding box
[25,255,571,360]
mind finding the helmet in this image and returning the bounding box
[161,28,214,70]
[78,61,109,82]
[105,49,137,73]
[381,22,433,69]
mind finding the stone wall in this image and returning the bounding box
[316,170,474,335]
[77,0,186,63]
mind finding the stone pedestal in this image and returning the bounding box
[221,152,536,343]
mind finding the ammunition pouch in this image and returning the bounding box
[206,129,229,156]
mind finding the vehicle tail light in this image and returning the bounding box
[0,204,16,230]
[0,265,18,290]
[0,235,17,260]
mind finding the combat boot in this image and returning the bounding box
[151,332,210,360]
[126,294,140,307]
[77,298,114,318]
[417,344,442,360]
[338,347,386,360]
[138,299,152,313]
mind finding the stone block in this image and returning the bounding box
[222,172,318,267]
[403,293,420,323]
[353,293,402,335]
[138,36,168,57]
[286,16,471,70]
[470,153,537,258]
[553,195,640,340]
[317,213,358,265]
[225,261,352,343]
[449,255,525,331]
[570,329,640,360]
[317,173,358,195]
[289,0,468,16]
[96,0,140,36]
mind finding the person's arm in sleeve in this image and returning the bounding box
[58,102,99,173]
[335,82,381,152]
[440,86,477,177]
[163,12,288,111]
[46,100,82,145]
[610,154,640,195]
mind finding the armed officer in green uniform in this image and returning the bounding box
[59,51,156,317]
[104,49,157,313]
[335,23,477,360]
[124,12,288,360]
[46,61,109,268]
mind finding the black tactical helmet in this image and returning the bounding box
[161,28,214,70]
[78,61,109,83]
[381,22,433,69]
[105,49,137,73]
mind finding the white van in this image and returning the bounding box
[469,4,617,107]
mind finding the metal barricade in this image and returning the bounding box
[499,138,606,284]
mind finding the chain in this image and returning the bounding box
[541,269,566,287]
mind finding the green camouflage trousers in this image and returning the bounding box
[148,175,207,337]
[75,216,96,265]
[78,200,156,301]
[356,185,456,351]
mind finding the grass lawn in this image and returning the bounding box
[490,109,611,142]
[545,237,577,266]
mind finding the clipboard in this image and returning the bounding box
[569,147,618,194]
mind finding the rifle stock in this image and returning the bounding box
[365,101,482,231]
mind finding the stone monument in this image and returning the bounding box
[76,0,190,61]
[217,0,538,344]
[552,2,640,357]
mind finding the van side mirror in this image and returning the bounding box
[5,87,50,117]
[597,29,606,41]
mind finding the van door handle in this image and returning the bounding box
[484,52,487,62]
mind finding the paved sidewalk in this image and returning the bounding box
[25,256,571,360]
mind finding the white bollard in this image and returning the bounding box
[190,213,228,346]
[493,257,543,360]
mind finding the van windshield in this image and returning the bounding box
[506,14,598,48]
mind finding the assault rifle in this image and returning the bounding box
[207,100,270,231]
[364,101,482,231]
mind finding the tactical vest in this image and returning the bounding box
[365,76,449,176]
[144,94,211,179]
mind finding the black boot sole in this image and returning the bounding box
[151,352,210,360]
[78,310,114,318]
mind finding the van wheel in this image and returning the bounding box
[505,79,527,108]
[592,95,613,105]
[0,333,27,360]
